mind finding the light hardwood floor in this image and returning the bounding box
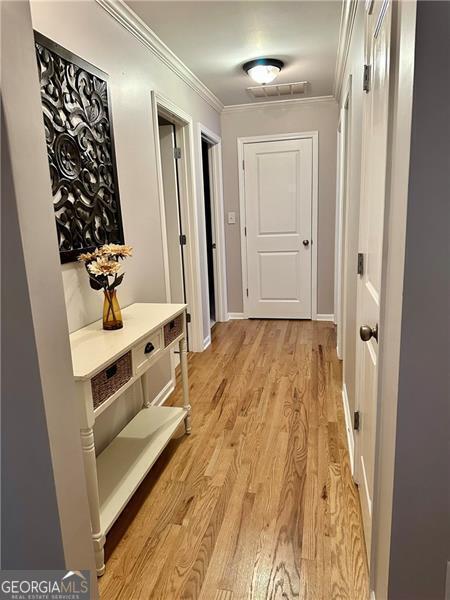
[99,319,369,600]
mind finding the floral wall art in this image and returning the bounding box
[34,32,124,263]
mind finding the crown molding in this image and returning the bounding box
[333,0,358,103]
[222,95,336,114]
[95,0,224,113]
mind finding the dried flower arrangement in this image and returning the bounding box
[78,244,133,330]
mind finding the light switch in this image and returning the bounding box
[228,211,236,224]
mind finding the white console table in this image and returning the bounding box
[69,303,191,576]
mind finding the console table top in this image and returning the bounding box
[69,302,186,380]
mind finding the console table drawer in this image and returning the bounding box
[133,331,161,375]
[164,314,184,347]
[91,352,132,410]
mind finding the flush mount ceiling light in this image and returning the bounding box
[243,58,284,85]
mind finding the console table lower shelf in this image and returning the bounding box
[97,405,187,535]
[69,303,191,576]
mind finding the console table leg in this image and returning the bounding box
[80,427,106,576]
[179,336,191,434]
[141,372,151,408]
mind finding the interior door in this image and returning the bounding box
[159,124,185,304]
[159,122,190,352]
[243,138,313,319]
[355,0,392,558]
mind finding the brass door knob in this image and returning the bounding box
[360,324,378,343]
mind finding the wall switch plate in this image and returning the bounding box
[228,211,236,224]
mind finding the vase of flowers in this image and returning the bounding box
[78,244,133,330]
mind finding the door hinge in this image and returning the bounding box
[244,226,247,237]
[174,147,182,160]
[354,410,360,431]
[179,234,187,246]
[242,159,245,170]
[186,312,191,323]
[357,252,364,276]
[246,288,249,297]
[363,64,371,93]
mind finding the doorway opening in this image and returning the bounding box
[197,123,228,339]
[201,137,217,328]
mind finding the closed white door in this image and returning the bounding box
[243,138,313,319]
[355,0,392,558]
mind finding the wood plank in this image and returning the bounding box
[98,320,369,600]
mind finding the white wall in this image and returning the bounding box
[30,0,221,452]
[381,1,449,596]
[221,98,339,315]
[2,0,96,590]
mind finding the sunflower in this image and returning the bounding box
[87,257,121,277]
[100,244,133,258]
[77,250,100,263]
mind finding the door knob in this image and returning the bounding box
[302,240,310,247]
[359,324,378,343]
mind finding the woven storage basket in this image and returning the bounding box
[164,314,183,347]
[91,351,132,410]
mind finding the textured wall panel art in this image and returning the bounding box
[34,32,124,263]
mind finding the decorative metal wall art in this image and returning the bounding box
[34,32,124,263]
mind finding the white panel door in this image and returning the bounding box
[243,138,313,318]
[355,0,392,559]
[159,124,185,304]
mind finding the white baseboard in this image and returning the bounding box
[315,313,335,321]
[150,379,175,407]
[203,334,211,350]
[342,383,355,475]
[228,312,245,320]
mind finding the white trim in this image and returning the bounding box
[151,95,172,304]
[222,95,335,113]
[202,334,211,350]
[237,131,319,320]
[197,123,228,323]
[95,0,223,113]
[228,312,245,320]
[333,0,358,102]
[149,379,175,407]
[370,592,376,600]
[151,91,204,353]
[335,78,352,361]
[342,383,355,475]
[315,314,335,322]
[334,125,341,331]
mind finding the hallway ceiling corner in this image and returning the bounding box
[122,0,343,107]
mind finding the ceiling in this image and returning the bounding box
[125,1,342,106]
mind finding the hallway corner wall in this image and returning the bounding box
[221,98,339,316]
[29,0,221,454]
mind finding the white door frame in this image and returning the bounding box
[335,78,352,360]
[151,91,204,353]
[197,123,228,324]
[237,131,319,319]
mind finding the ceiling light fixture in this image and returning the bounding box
[243,58,284,85]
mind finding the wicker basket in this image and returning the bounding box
[164,314,183,347]
[91,351,132,410]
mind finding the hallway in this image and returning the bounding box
[99,319,369,599]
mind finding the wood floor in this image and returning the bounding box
[99,320,369,600]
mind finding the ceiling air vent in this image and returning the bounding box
[246,81,308,100]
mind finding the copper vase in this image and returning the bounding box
[103,289,123,330]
